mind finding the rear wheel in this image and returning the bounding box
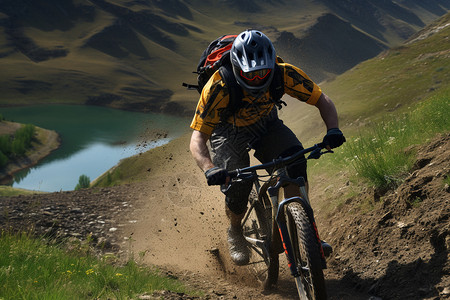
[285,202,327,300]
[242,189,279,290]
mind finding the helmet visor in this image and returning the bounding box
[240,69,271,81]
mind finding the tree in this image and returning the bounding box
[75,174,91,190]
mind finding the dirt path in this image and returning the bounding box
[115,133,373,299]
[116,133,449,299]
[0,132,448,299]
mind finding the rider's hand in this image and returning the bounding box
[322,128,346,149]
[204,167,229,186]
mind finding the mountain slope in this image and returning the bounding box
[0,0,448,115]
[274,13,387,81]
[280,12,450,145]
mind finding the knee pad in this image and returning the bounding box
[224,179,252,215]
[225,196,249,215]
[280,145,308,182]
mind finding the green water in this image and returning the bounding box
[0,105,190,192]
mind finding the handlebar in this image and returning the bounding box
[227,142,332,181]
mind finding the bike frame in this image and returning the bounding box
[229,143,331,289]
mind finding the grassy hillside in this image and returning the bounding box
[0,231,197,299]
[0,0,447,115]
[281,12,450,145]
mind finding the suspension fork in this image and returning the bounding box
[268,176,327,275]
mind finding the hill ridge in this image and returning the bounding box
[0,0,448,114]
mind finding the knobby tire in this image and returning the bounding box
[286,202,327,300]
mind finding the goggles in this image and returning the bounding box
[240,69,271,81]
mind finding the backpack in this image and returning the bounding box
[183,34,286,122]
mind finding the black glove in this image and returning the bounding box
[322,128,346,149]
[205,167,229,186]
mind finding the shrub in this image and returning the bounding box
[0,123,36,159]
[0,151,8,167]
[11,138,26,156]
[15,124,35,148]
[0,135,11,155]
[75,174,91,190]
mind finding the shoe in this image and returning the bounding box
[321,240,333,257]
[227,226,250,266]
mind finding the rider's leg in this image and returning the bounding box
[226,205,246,228]
[225,194,251,265]
[208,124,254,266]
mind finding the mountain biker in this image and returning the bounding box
[190,29,345,265]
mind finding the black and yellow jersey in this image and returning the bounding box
[190,63,322,136]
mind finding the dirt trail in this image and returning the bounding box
[116,133,450,299]
[0,133,448,299]
[114,133,372,299]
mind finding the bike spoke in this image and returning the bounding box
[248,260,268,267]
[300,266,310,272]
[255,268,269,277]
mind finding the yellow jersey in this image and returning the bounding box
[190,63,322,136]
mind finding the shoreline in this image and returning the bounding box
[0,101,192,118]
[0,125,61,185]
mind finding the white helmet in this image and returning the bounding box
[230,30,276,97]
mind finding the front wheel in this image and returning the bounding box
[285,202,327,300]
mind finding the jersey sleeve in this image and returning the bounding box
[281,63,322,105]
[190,71,229,135]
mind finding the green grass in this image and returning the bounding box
[0,186,43,197]
[0,231,196,299]
[328,89,449,191]
[444,174,450,187]
[93,167,124,188]
[309,89,449,215]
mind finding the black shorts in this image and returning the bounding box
[210,112,307,214]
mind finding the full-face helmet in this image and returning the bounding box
[230,30,276,97]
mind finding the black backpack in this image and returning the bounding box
[183,34,286,122]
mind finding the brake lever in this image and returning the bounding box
[308,148,334,159]
[220,172,255,193]
[221,183,231,193]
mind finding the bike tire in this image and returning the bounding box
[285,202,327,300]
[242,188,279,290]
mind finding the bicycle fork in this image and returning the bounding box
[268,177,327,279]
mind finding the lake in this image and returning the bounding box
[0,105,190,192]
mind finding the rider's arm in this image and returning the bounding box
[190,130,215,172]
[315,93,339,130]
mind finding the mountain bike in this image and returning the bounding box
[223,143,332,300]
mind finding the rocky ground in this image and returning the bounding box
[0,134,448,299]
[0,187,134,252]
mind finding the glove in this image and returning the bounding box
[322,128,346,149]
[205,167,229,186]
